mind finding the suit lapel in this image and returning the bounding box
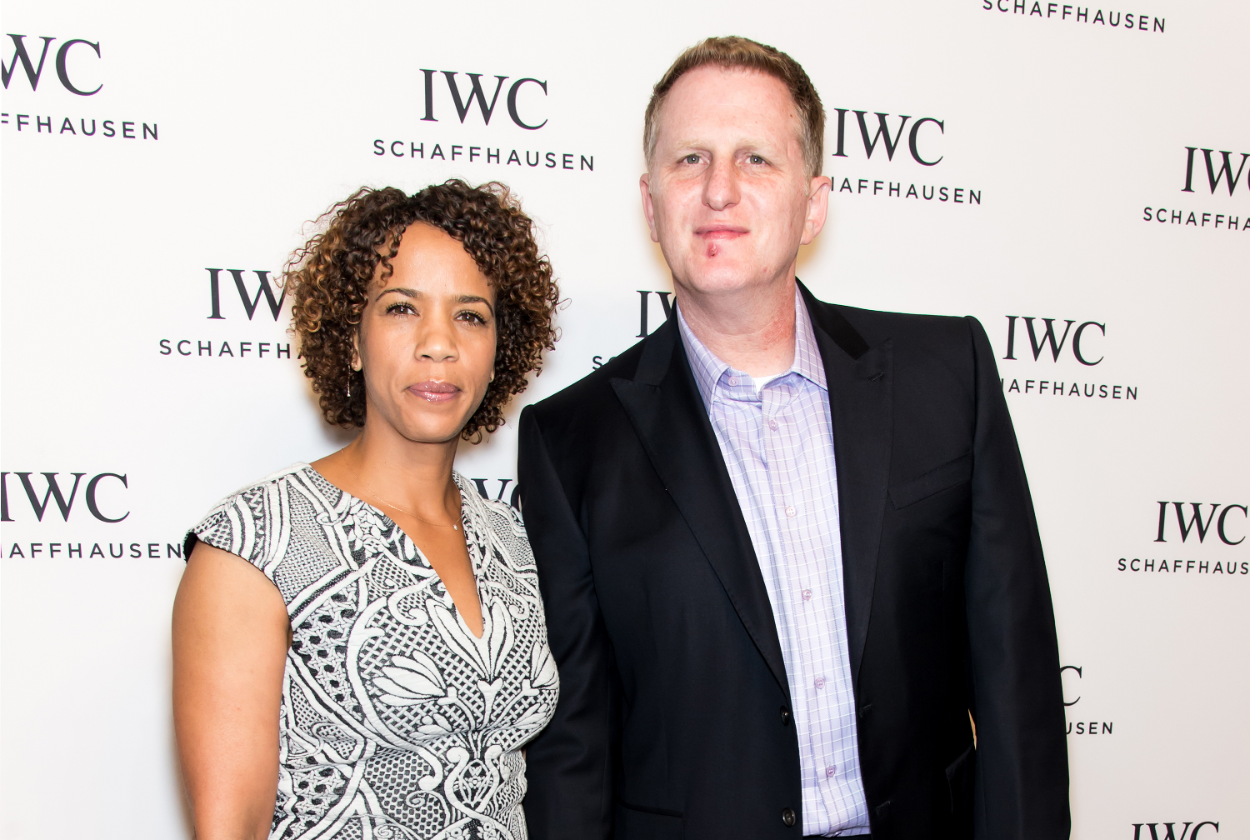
[610,319,790,694]
[800,282,893,684]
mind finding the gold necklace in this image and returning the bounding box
[358,481,461,531]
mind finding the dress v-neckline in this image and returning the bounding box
[303,464,486,640]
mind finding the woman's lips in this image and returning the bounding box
[408,380,460,403]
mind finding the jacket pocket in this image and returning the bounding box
[889,452,973,510]
[616,801,684,840]
[945,741,976,834]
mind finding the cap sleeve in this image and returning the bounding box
[183,482,277,573]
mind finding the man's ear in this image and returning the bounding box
[801,175,833,246]
[640,174,661,244]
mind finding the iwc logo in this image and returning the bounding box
[828,107,983,208]
[1061,665,1114,736]
[157,267,293,361]
[982,4,1166,34]
[1,470,129,523]
[996,315,1138,403]
[2,33,161,143]
[372,67,595,174]
[1130,823,1220,840]
[1142,146,1249,233]
[0,469,183,560]
[1117,500,1248,578]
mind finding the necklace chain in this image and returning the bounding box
[358,479,461,531]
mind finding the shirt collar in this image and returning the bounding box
[676,285,827,412]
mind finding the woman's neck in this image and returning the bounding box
[313,421,461,524]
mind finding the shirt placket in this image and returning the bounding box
[807,406,863,831]
[761,379,832,831]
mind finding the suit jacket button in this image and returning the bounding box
[780,706,791,726]
[781,807,796,827]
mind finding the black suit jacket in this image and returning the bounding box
[518,285,1069,840]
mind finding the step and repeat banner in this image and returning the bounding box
[1,1,1245,837]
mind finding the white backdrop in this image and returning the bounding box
[1,1,1246,837]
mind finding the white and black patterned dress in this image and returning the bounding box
[188,464,559,840]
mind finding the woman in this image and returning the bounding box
[173,180,560,840]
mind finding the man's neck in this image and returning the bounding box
[675,276,798,377]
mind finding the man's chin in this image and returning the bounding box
[676,260,770,297]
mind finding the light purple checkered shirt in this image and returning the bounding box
[677,288,870,837]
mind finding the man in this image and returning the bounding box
[519,36,1069,840]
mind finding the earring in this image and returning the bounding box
[348,358,361,399]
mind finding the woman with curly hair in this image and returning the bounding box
[173,180,560,840]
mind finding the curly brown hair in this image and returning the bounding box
[285,180,558,439]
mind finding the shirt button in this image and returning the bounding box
[814,677,826,689]
[728,376,739,386]
[825,765,837,778]
[801,589,812,601]
[781,807,797,827]
[768,418,779,431]
[785,505,797,518]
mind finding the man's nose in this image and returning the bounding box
[702,158,740,212]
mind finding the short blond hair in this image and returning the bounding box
[644,36,825,178]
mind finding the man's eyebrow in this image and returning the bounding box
[669,138,775,151]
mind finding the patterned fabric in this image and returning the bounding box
[191,464,559,840]
[676,290,870,836]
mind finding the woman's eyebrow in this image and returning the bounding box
[456,294,494,314]
[377,286,420,299]
[376,288,494,315]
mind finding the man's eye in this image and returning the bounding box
[748,154,765,165]
[683,153,701,164]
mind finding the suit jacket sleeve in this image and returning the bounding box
[518,405,619,840]
[963,316,1071,838]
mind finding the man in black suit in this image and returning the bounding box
[519,36,1068,840]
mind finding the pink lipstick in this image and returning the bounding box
[408,380,460,403]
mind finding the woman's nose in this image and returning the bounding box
[415,312,457,362]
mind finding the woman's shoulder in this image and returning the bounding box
[188,463,325,567]
[456,472,525,528]
[456,472,535,574]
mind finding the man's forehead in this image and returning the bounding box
[667,132,782,150]
[666,64,793,104]
[655,68,802,145]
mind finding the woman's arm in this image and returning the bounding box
[173,542,290,840]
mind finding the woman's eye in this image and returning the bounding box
[386,302,416,316]
[457,310,487,325]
